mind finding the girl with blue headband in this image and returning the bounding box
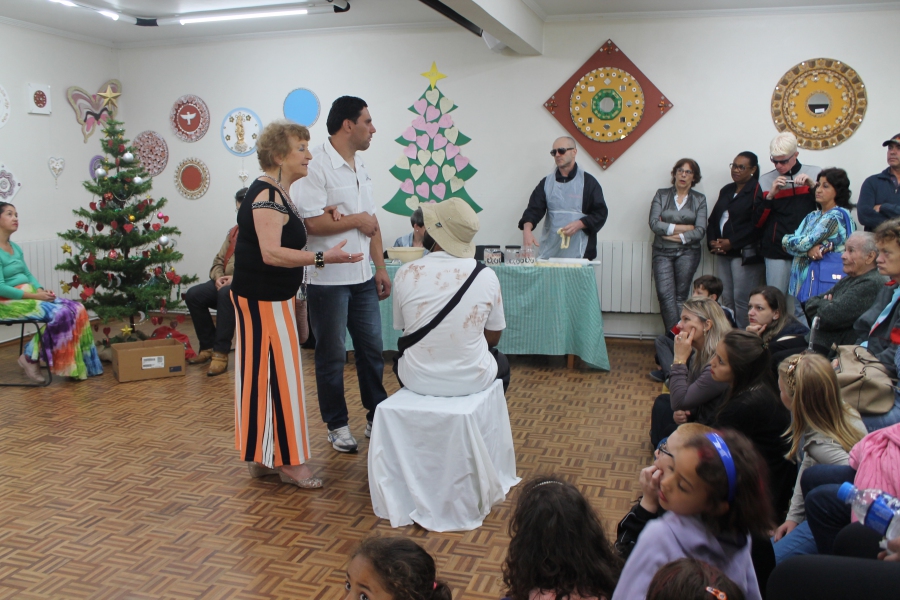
[612,429,772,600]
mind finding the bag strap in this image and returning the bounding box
[396,261,486,357]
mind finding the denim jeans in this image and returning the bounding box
[717,255,765,329]
[772,520,817,563]
[307,278,387,430]
[861,395,900,433]
[652,247,702,331]
[802,464,856,554]
[185,279,235,354]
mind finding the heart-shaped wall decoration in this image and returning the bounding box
[48,157,64,188]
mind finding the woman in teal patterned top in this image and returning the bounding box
[782,168,855,308]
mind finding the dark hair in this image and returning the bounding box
[682,429,774,539]
[352,537,451,600]
[502,475,621,600]
[748,285,796,343]
[326,96,368,135]
[719,329,776,406]
[0,201,14,214]
[736,151,760,180]
[410,207,424,228]
[816,167,853,208]
[671,158,702,186]
[693,275,723,300]
[647,558,746,600]
[234,187,248,203]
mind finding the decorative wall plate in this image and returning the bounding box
[0,85,10,129]
[66,79,121,143]
[132,130,169,176]
[174,158,209,199]
[171,94,210,142]
[0,164,22,201]
[89,155,104,180]
[544,40,673,170]
[27,83,51,114]
[771,58,867,150]
[283,88,320,127]
[221,108,262,156]
[48,157,64,188]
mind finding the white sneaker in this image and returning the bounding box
[365,420,372,439]
[327,426,358,453]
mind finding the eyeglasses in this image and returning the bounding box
[657,438,674,459]
[676,168,693,175]
[550,147,575,156]
[770,157,792,165]
[729,163,749,172]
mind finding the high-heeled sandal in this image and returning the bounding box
[247,462,279,478]
[277,468,323,489]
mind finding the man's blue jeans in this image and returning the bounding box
[308,278,387,431]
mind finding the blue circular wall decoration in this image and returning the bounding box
[283,88,320,127]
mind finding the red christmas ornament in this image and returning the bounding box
[110,220,118,229]
[103,193,113,202]
[143,222,151,230]
[96,223,104,231]
[75,220,85,229]
[109,250,118,259]
[115,158,120,167]
[89,202,98,211]
[142,250,150,258]
[123,224,134,233]
[125,177,132,183]
[152,223,161,231]
[87,253,96,266]
[118,144,126,153]
[103,327,111,336]
[154,267,163,276]
[107,140,113,148]
[172,275,182,285]
[107,273,113,282]
[100,201,107,208]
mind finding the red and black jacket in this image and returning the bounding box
[752,162,819,260]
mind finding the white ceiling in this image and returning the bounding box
[1,0,898,47]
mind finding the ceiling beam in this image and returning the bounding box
[439,0,543,55]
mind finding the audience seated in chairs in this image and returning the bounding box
[392,198,509,395]
[184,187,246,376]
[745,285,809,374]
[0,201,102,381]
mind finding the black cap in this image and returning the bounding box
[882,134,900,147]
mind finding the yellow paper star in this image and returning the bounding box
[121,325,133,336]
[97,85,121,110]
[61,282,72,294]
[61,243,72,255]
[421,62,447,90]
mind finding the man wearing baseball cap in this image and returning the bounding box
[857,133,900,231]
[391,198,509,396]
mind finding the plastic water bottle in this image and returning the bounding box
[837,482,900,540]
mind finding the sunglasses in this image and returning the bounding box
[770,157,792,165]
[550,147,575,156]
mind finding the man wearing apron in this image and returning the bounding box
[519,137,608,260]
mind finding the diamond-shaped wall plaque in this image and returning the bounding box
[544,40,673,170]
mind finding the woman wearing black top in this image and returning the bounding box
[746,285,809,375]
[708,152,766,328]
[231,120,362,489]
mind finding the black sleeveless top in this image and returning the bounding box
[231,179,307,301]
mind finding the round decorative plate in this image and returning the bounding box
[174,158,209,199]
[771,58,867,149]
[0,84,10,129]
[221,108,262,156]
[33,89,47,109]
[132,130,169,176]
[170,94,210,142]
[569,67,645,143]
[0,164,21,201]
[89,155,104,180]
[283,88,320,126]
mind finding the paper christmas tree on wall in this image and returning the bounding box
[383,63,481,216]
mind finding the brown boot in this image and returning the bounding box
[207,352,229,376]
[188,349,213,364]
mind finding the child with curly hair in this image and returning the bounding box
[345,537,451,600]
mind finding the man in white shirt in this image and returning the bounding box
[293,96,391,454]
[392,198,509,396]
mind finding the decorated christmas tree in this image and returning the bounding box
[57,118,197,333]
[383,62,480,215]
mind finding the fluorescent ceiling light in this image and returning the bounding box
[48,0,77,7]
[179,8,309,24]
[99,10,120,20]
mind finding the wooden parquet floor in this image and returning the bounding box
[0,323,658,599]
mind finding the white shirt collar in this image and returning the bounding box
[324,137,358,171]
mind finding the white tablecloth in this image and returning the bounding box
[368,380,520,531]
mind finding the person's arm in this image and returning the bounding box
[610,519,677,600]
[678,194,707,244]
[369,217,391,300]
[812,276,883,331]
[615,489,660,561]
[209,235,230,280]
[484,329,502,347]
[519,180,548,247]
[783,458,810,528]
[857,176,886,228]
[579,176,608,235]
[783,212,840,255]
[483,273,506,347]
[669,364,730,411]
[648,189,672,236]
[392,273,405,331]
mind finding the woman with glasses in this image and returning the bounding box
[707,152,766,328]
[649,158,708,330]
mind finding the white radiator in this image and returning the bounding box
[16,238,67,296]
[598,241,717,313]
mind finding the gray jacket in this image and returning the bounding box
[649,187,708,250]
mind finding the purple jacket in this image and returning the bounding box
[611,512,761,600]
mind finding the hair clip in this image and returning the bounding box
[706,587,727,600]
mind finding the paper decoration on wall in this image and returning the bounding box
[174,158,210,199]
[0,85,10,129]
[132,130,169,176]
[283,88,320,126]
[0,164,21,201]
[27,84,52,114]
[221,108,262,156]
[544,40,672,170]
[66,79,122,143]
[89,155,104,180]
[771,58,867,150]
[384,63,480,216]
[171,94,210,142]
[48,157,64,188]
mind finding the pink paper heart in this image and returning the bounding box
[438,114,453,128]
[424,165,438,181]
[400,178,414,194]
[433,134,448,150]
[404,144,418,159]
[425,106,441,122]
[413,99,427,115]
[402,127,417,142]
[424,123,440,138]
[415,182,430,198]
[412,115,427,131]
[446,143,460,159]
[416,134,430,150]
[454,155,469,171]
[432,183,446,200]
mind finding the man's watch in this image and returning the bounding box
[315,251,325,269]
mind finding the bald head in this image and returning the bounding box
[551,137,577,173]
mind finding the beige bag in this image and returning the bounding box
[835,345,896,415]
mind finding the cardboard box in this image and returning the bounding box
[111,338,186,383]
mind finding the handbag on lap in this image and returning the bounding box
[834,345,896,415]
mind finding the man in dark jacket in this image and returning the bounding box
[857,133,900,231]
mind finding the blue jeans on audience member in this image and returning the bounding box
[802,464,856,554]
[717,255,765,329]
[652,247,702,331]
[773,520,817,563]
[861,395,900,433]
[307,278,387,431]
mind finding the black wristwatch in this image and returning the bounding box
[315,251,325,269]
